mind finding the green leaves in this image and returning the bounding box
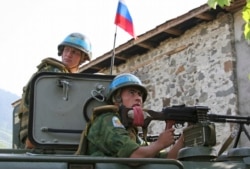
[207,0,232,9]
[242,0,250,39]
[207,0,250,40]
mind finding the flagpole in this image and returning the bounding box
[110,26,117,75]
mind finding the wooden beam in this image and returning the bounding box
[136,42,154,50]
[164,28,183,36]
[113,55,126,61]
[195,12,214,20]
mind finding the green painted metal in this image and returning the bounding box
[0,148,249,169]
[1,72,249,169]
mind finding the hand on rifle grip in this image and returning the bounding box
[166,120,175,130]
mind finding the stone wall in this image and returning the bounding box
[234,10,250,147]
[102,12,242,148]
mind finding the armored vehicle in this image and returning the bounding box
[1,72,250,169]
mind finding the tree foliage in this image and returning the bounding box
[208,0,250,40]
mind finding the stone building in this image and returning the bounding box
[80,0,250,149]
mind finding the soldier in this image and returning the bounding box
[80,73,184,159]
[18,32,92,149]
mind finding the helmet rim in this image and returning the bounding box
[107,73,147,103]
[57,33,92,62]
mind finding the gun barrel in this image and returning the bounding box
[208,114,250,124]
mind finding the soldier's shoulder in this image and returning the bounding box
[94,112,119,124]
[36,57,68,72]
[98,112,118,119]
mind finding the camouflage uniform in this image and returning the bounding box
[77,73,168,157]
[87,112,140,157]
[86,112,167,158]
[18,57,70,144]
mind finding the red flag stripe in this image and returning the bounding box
[114,0,136,38]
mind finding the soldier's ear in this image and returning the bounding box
[112,89,122,104]
[115,96,122,103]
[112,93,122,104]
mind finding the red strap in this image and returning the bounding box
[132,106,144,126]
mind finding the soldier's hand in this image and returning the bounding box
[157,128,175,148]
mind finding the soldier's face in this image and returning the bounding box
[120,87,143,108]
[62,46,82,69]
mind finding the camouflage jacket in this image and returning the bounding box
[84,108,168,158]
[86,112,141,157]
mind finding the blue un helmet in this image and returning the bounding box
[58,33,92,63]
[107,73,148,104]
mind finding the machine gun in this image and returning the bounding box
[121,104,210,129]
[119,105,250,148]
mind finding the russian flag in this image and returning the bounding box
[114,0,136,38]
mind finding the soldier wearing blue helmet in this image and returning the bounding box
[57,32,92,72]
[18,33,92,148]
[107,73,148,104]
[78,73,184,159]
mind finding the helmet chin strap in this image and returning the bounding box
[66,64,80,73]
[62,51,87,73]
[66,59,83,73]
